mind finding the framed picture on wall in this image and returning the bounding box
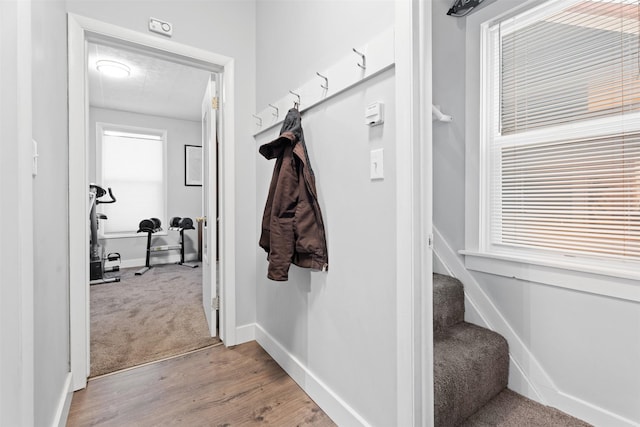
[185,145,203,186]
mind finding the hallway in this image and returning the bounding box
[67,342,335,426]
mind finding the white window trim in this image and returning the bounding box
[464,0,640,303]
[461,250,640,302]
[96,122,168,239]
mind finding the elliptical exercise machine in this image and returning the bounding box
[89,184,121,285]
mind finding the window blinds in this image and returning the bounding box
[501,1,640,135]
[498,133,640,258]
[101,132,165,235]
[490,0,640,261]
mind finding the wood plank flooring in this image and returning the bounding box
[67,341,336,426]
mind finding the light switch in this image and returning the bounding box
[370,148,384,180]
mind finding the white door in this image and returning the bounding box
[201,77,218,336]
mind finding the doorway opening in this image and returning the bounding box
[85,40,222,377]
[68,13,237,391]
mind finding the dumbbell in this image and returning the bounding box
[138,218,156,232]
[170,217,182,228]
[179,217,194,229]
[150,218,161,230]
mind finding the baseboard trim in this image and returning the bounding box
[551,389,639,427]
[433,225,636,427]
[52,372,73,427]
[234,323,256,344]
[254,324,371,427]
[433,250,453,276]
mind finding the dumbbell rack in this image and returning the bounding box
[135,221,198,276]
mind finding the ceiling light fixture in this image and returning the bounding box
[96,60,131,78]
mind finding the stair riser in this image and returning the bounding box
[434,323,509,427]
[433,274,465,331]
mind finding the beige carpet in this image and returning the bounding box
[90,263,220,377]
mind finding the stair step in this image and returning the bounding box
[433,273,465,332]
[460,389,593,427]
[434,322,509,427]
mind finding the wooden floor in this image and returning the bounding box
[67,341,336,426]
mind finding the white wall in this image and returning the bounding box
[256,0,394,108]
[474,271,640,424]
[1,1,35,425]
[255,1,397,425]
[65,0,257,327]
[432,0,466,253]
[89,107,202,265]
[433,0,640,425]
[32,0,72,425]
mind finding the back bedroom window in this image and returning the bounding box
[98,125,167,237]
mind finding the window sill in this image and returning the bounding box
[459,250,640,303]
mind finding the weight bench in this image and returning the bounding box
[135,217,198,276]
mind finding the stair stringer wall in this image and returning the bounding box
[433,226,547,403]
[433,225,637,427]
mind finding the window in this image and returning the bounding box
[477,0,640,277]
[98,125,167,237]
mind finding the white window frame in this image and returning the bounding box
[96,122,168,239]
[463,0,640,303]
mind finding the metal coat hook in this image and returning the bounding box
[268,104,279,118]
[432,105,453,123]
[316,72,329,90]
[252,114,263,127]
[289,90,301,109]
[352,48,366,70]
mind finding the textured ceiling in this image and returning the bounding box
[87,42,212,122]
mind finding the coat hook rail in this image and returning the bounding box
[253,28,393,137]
[289,90,301,108]
[352,48,366,70]
[316,72,329,90]
[268,104,279,117]
[252,114,263,127]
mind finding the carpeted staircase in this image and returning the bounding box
[433,273,592,427]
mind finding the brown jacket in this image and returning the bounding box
[259,108,328,281]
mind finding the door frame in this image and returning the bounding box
[394,1,433,425]
[68,13,237,391]
[201,76,219,336]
